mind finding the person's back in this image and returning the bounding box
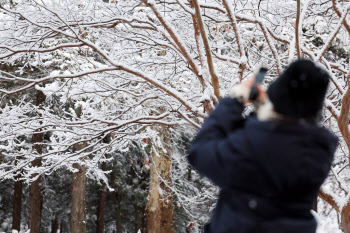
[188,60,338,233]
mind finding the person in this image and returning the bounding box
[188,60,338,233]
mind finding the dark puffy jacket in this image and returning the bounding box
[188,98,338,233]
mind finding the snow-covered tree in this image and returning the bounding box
[1,0,350,232]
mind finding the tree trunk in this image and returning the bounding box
[145,126,174,233]
[70,142,87,233]
[29,90,45,233]
[134,205,143,233]
[142,213,147,233]
[29,146,43,233]
[330,74,350,232]
[342,202,350,233]
[29,155,42,233]
[70,104,87,233]
[60,221,64,233]
[12,175,23,232]
[96,162,107,233]
[70,163,86,232]
[191,0,220,100]
[312,198,317,212]
[115,195,123,233]
[110,171,123,233]
[51,216,59,233]
[190,2,213,113]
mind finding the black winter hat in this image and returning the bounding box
[267,59,330,119]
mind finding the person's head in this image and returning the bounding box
[267,59,330,122]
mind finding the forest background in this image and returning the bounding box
[0,0,349,232]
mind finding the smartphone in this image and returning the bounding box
[249,67,268,101]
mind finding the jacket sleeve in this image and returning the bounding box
[188,98,248,187]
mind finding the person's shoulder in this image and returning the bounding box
[312,126,339,152]
[244,117,337,146]
[307,124,338,144]
[292,123,338,157]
